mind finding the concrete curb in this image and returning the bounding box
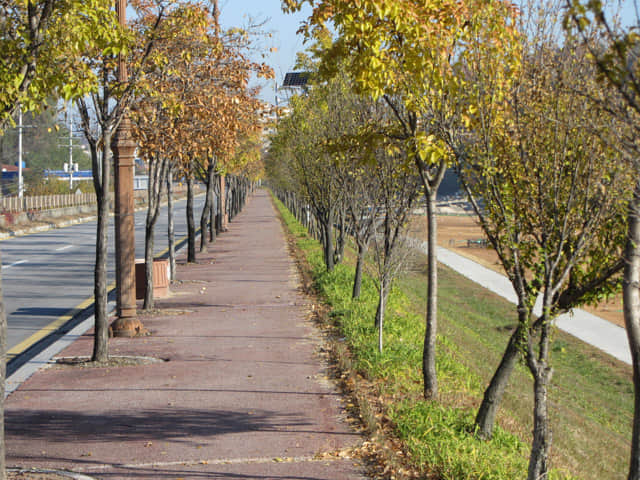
[0,215,98,240]
[5,224,194,397]
[5,299,116,398]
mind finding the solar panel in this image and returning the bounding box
[281,72,310,87]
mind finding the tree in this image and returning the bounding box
[367,144,420,352]
[197,88,265,252]
[456,22,631,478]
[150,0,269,265]
[283,0,519,400]
[132,1,214,307]
[338,163,378,299]
[76,0,169,359]
[268,61,424,349]
[271,87,346,272]
[0,1,124,477]
[130,96,172,309]
[0,0,120,127]
[565,4,640,479]
[166,165,177,281]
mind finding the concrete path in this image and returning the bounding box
[432,244,632,364]
[5,190,367,479]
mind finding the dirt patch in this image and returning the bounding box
[408,214,625,328]
[52,355,166,368]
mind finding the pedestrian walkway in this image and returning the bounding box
[433,244,632,364]
[5,189,367,479]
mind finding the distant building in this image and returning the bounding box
[1,164,30,195]
[1,163,26,181]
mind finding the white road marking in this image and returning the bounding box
[2,260,27,270]
[55,245,74,252]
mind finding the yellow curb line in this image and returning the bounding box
[6,229,194,361]
[6,282,116,361]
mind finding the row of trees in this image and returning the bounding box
[70,0,270,362]
[0,1,271,478]
[0,2,124,476]
[268,65,422,353]
[272,0,638,478]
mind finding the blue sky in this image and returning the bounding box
[218,1,312,104]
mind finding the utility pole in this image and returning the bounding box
[17,106,23,199]
[63,104,78,190]
[110,0,142,336]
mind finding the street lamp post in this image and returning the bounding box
[110,0,143,336]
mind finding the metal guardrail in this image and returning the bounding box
[0,185,191,213]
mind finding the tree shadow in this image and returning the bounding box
[6,408,309,446]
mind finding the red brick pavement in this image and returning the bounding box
[5,189,368,480]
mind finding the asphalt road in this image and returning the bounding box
[1,194,206,354]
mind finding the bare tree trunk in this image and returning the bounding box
[218,174,228,232]
[186,175,196,263]
[322,212,335,272]
[475,320,524,438]
[92,138,111,362]
[227,176,234,222]
[199,199,210,253]
[222,174,229,231]
[167,169,176,282]
[143,220,155,309]
[209,184,216,243]
[334,207,346,265]
[231,177,238,219]
[353,241,366,299]
[527,351,552,480]
[625,180,640,480]
[377,279,386,353]
[143,156,168,310]
[423,190,438,399]
[229,176,237,220]
[199,161,215,253]
[215,175,223,234]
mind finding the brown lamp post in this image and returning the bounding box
[110,0,144,336]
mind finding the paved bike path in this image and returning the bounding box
[433,244,631,364]
[5,189,367,479]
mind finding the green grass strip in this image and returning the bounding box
[272,193,629,479]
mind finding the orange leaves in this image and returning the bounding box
[130,2,268,176]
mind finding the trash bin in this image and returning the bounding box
[135,258,170,299]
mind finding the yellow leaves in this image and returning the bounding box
[413,132,448,165]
